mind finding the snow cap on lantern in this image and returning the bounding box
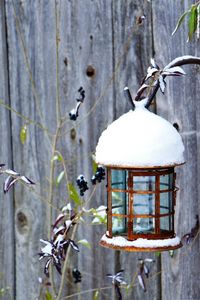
[95,99,184,252]
[95,99,185,167]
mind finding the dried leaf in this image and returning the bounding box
[172,10,189,36]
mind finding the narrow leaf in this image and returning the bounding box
[172,10,189,35]
[51,154,63,162]
[93,291,99,300]
[45,291,53,300]
[159,76,166,93]
[68,183,82,205]
[78,239,91,249]
[188,5,198,41]
[4,176,18,193]
[20,176,35,185]
[137,274,146,292]
[92,159,98,174]
[56,171,64,187]
[20,125,27,145]
[69,240,79,252]
[5,169,20,176]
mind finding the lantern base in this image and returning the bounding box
[99,234,182,252]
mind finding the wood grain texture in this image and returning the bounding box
[112,1,161,300]
[152,1,200,300]
[0,1,15,300]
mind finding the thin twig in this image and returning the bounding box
[0,99,51,135]
[55,0,62,124]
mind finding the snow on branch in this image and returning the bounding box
[131,55,200,109]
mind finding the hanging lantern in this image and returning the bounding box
[95,99,185,252]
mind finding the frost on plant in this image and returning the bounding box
[106,270,126,300]
[0,164,35,193]
[69,87,85,121]
[39,208,79,277]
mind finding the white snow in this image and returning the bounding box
[101,234,181,248]
[95,101,185,167]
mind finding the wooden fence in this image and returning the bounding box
[0,0,199,299]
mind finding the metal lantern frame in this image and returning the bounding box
[100,164,183,252]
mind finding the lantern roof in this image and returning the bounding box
[95,99,185,167]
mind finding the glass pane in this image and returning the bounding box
[160,216,173,231]
[111,169,127,189]
[160,192,173,214]
[133,194,155,215]
[133,176,155,191]
[160,173,173,190]
[112,217,126,234]
[133,218,155,233]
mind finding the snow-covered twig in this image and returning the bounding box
[133,55,200,109]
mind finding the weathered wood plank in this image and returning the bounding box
[58,0,115,298]
[112,1,161,299]
[5,1,57,299]
[152,1,200,299]
[0,1,15,300]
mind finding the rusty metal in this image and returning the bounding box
[99,240,182,252]
[106,166,177,241]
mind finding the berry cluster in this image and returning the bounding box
[91,166,105,185]
[76,175,89,196]
[72,268,82,283]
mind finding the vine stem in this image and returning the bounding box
[11,0,52,145]
[61,286,111,300]
[56,186,97,299]
[56,224,78,300]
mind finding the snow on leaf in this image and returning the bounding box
[20,175,35,185]
[5,169,20,176]
[53,213,65,229]
[65,220,72,231]
[137,274,146,292]
[44,259,51,277]
[143,264,149,278]
[3,176,18,193]
[162,66,186,76]
[150,58,158,69]
[62,203,72,213]
[159,75,166,93]
[145,67,158,81]
[69,240,79,252]
[78,239,91,249]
